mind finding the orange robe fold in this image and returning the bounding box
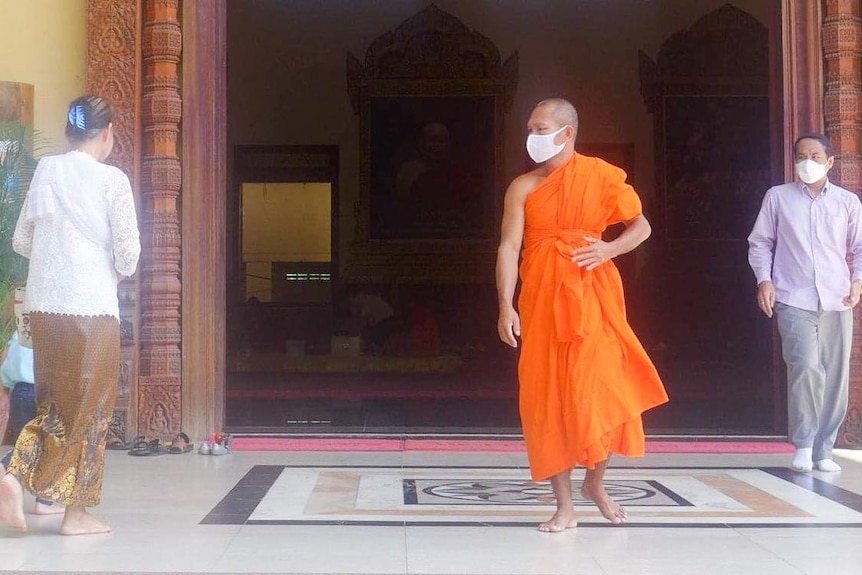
[518,153,668,481]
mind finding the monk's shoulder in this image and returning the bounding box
[582,155,627,183]
[507,171,545,199]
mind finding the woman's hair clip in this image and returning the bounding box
[68,104,87,131]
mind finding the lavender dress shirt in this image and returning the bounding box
[748,180,862,312]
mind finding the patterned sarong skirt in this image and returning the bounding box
[7,313,120,507]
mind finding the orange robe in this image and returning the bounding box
[518,153,668,481]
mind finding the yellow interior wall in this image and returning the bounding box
[242,182,332,301]
[0,0,87,151]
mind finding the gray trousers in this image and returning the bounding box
[775,302,852,461]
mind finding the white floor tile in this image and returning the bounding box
[405,526,605,575]
[214,525,408,574]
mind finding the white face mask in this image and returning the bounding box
[795,159,829,184]
[526,125,569,164]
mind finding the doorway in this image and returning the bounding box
[224,0,783,436]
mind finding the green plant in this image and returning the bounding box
[0,121,43,350]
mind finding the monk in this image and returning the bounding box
[496,98,668,532]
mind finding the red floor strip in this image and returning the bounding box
[231,437,795,454]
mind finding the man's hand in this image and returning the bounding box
[572,237,618,271]
[757,280,776,318]
[497,305,521,348]
[844,280,862,308]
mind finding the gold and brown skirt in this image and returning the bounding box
[6,313,120,507]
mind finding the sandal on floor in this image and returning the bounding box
[211,442,231,456]
[129,437,164,456]
[105,436,131,451]
[168,432,193,454]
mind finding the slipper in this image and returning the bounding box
[105,436,131,451]
[198,442,212,455]
[211,442,230,456]
[168,432,193,454]
[129,438,165,456]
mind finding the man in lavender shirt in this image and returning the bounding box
[748,133,862,473]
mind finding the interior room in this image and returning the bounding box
[224,0,780,435]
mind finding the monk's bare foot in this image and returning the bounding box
[34,500,65,515]
[0,473,27,531]
[60,507,112,536]
[581,484,627,524]
[537,508,577,533]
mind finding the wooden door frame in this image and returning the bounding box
[181,0,227,441]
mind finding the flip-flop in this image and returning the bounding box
[105,436,131,451]
[168,432,193,454]
[129,438,165,456]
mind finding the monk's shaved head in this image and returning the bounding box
[535,98,579,130]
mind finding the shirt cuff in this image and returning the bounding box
[755,270,772,285]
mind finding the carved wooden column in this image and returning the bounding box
[87,0,142,443]
[139,0,182,441]
[782,0,825,176]
[823,0,862,448]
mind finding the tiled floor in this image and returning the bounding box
[0,447,861,574]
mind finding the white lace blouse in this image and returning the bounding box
[12,151,141,320]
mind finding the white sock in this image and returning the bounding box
[792,448,813,471]
[815,459,841,472]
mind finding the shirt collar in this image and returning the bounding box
[797,178,831,198]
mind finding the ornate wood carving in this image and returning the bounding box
[823,0,862,448]
[345,4,517,284]
[181,0,227,441]
[139,0,182,441]
[781,0,825,176]
[87,0,142,444]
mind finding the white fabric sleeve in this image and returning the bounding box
[747,188,777,285]
[105,171,141,277]
[12,192,34,259]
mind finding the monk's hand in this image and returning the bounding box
[497,305,521,348]
[757,280,776,318]
[844,280,862,308]
[572,237,617,271]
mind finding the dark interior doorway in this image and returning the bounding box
[224,1,784,436]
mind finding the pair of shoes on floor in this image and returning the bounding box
[198,442,230,455]
[128,433,193,456]
[129,436,165,456]
[167,432,194,454]
[199,432,232,456]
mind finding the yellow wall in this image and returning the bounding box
[0,0,87,151]
[242,182,332,301]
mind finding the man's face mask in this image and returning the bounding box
[795,158,829,185]
[526,126,569,164]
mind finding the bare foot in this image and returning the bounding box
[34,500,65,515]
[581,484,627,524]
[0,473,27,531]
[59,508,112,536]
[537,508,578,533]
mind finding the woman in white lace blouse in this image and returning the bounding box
[0,96,140,536]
